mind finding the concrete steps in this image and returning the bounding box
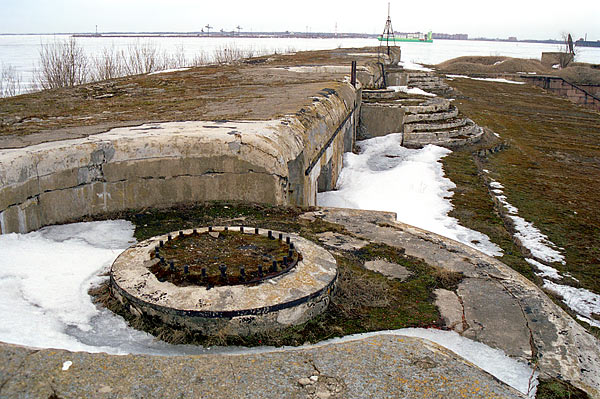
[407,71,452,96]
[403,119,484,149]
[404,116,467,133]
[404,106,459,123]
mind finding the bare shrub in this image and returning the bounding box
[120,42,171,75]
[91,46,123,81]
[37,37,88,89]
[0,63,23,97]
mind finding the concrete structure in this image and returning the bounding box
[0,49,402,235]
[521,75,600,111]
[111,226,337,335]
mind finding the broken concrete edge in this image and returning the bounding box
[383,215,600,398]
[110,226,338,335]
[0,80,362,234]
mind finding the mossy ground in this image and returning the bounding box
[88,202,459,347]
[443,77,600,336]
[536,378,590,399]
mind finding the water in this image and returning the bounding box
[2,34,600,92]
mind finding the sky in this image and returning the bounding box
[1,0,600,41]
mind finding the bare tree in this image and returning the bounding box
[0,63,23,97]
[36,37,88,89]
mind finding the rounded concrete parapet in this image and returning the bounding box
[110,226,337,336]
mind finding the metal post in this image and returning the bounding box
[351,60,357,88]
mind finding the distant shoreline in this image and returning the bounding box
[0,31,590,45]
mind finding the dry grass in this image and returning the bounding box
[444,77,600,315]
[437,56,550,75]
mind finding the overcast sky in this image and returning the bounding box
[2,0,599,41]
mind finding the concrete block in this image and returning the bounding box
[359,104,404,140]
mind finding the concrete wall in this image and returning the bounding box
[522,75,600,111]
[0,83,362,234]
[358,103,404,140]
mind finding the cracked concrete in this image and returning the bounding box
[312,207,600,397]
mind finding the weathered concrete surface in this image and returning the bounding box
[434,289,467,333]
[364,259,413,281]
[311,207,600,398]
[358,103,404,140]
[0,335,524,399]
[0,82,357,233]
[111,226,337,335]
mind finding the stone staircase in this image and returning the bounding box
[361,91,484,149]
[406,71,453,96]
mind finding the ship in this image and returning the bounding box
[378,31,433,43]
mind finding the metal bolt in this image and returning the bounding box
[240,226,244,233]
[167,234,172,241]
[268,230,273,239]
[155,246,159,254]
[288,249,294,259]
[278,233,283,241]
[193,228,197,234]
[255,227,259,234]
[169,261,175,271]
[286,236,290,245]
[159,240,164,247]
[258,265,263,277]
[271,260,278,272]
[219,265,227,279]
[290,242,294,250]
[208,226,213,232]
[201,268,207,278]
[224,226,228,231]
[184,265,189,274]
[283,256,288,266]
[240,267,246,279]
[159,256,165,264]
[179,231,184,237]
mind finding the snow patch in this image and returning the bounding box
[317,135,502,257]
[62,361,72,371]
[526,258,562,280]
[148,67,190,75]
[389,85,437,97]
[398,61,433,72]
[488,179,564,264]
[445,74,524,85]
[543,280,600,329]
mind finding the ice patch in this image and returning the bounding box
[389,85,436,97]
[62,360,72,371]
[543,280,600,329]
[318,135,502,257]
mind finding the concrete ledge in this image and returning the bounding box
[0,81,361,233]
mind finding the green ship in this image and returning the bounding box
[378,31,433,43]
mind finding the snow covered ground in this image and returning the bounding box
[485,173,600,329]
[0,219,536,394]
[318,134,502,257]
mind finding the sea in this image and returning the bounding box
[1,34,600,93]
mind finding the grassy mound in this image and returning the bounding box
[437,56,550,75]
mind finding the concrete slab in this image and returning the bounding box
[364,259,412,281]
[0,335,524,399]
